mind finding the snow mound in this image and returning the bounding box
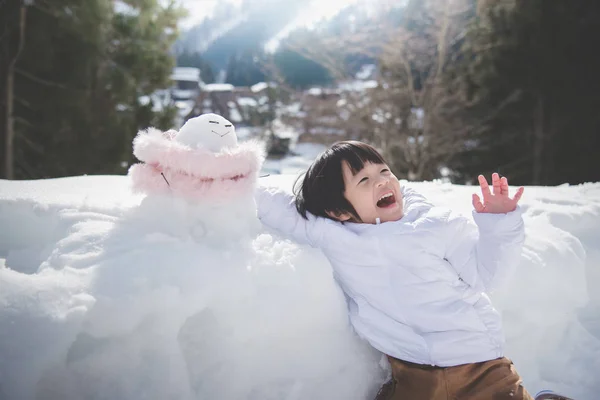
[1,176,599,399]
[0,176,382,400]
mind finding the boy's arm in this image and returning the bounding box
[445,173,525,292]
[444,208,525,292]
[255,185,327,247]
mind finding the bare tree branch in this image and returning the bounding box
[15,68,77,90]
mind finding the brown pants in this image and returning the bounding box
[374,356,534,400]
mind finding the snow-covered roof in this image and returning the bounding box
[251,82,268,93]
[171,67,201,82]
[237,97,258,107]
[338,80,378,92]
[203,83,235,92]
[282,102,303,117]
[250,82,277,93]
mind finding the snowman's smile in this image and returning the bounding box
[211,129,230,137]
[208,119,233,138]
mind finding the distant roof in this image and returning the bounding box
[251,82,277,93]
[238,97,258,107]
[171,67,201,81]
[203,83,235,92]
[338,80,378,92]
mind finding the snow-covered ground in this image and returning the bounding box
[1,172,599,400]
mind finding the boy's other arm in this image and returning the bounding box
[445,208,525,292]
[445,173,525,292]
[255,185,327,247]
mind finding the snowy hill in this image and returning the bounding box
[1,175,600,399]
[177,0,306,70]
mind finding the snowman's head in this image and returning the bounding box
[129,113,265,202]
[176,113,237,152]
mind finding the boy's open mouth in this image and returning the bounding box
[376,192,396,208]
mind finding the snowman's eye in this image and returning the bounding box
[209,121,219,124]
[225,124,232,127]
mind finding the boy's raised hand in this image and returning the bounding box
[472,173,524,214]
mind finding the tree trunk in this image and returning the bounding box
[0,63,6,179]
[532,95,544,185]
[4,63,14,180]
[0,4,8,178]
[1,3,27,180]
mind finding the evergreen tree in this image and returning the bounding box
[0,0,28,179]
[273,48,332,89]
[454,1,600,185]
[9,0,183,179]
[225,50,266,87]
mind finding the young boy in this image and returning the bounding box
[256,141,530,399]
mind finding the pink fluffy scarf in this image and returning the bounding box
[128,128,265,201]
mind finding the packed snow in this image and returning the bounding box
[1,172,600,400]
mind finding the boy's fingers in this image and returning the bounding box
[500,176,509,195]
[492,173,501,196]
[472,193,485,212]
[478,175,491,199]
[512,187,524,203]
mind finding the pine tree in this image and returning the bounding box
[0,0,29,179]
[225,50,266,87]
[272,48,332,89]
[454,1,600,185]
[9,0,183,179]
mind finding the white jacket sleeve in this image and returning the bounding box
[444,207,525,293]
[255,185,328,247]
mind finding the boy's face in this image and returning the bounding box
[339,161,404,224]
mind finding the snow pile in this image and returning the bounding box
[0,175,382,400]
[1,175,600,399]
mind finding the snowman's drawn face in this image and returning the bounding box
[208,118,233,138]
[175,113,238,152]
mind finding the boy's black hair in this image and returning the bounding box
[294,141,387,222]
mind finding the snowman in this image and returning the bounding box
[32,113,384,400]
[127,113,264,242]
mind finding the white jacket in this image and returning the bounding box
[256,184,525,367]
